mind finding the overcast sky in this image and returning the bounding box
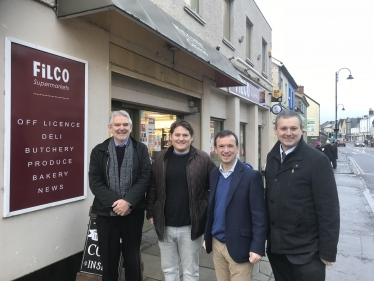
[255,0,373,123]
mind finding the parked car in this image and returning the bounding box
[354,141,365,147]
[336,138,346,147]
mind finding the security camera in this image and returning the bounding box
[216,46,220,51]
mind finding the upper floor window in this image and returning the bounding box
[246,18,253,60]
[262,38,267,73]
[185,0,199,13]
[223,0,231,40]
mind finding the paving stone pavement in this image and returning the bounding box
[134,151,374,280]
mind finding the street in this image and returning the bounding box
[338,143,374,198]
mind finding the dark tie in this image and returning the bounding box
[281,152,286,163]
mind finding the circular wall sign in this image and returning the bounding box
[271,104,282,115]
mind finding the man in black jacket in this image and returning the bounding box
[89,110,151,281]
[146,120,216,281]
[265,110,340,281]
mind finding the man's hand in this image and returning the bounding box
[320,258,335,266]
[249,252,262,264]
[202,240,206,250]
[112,199,130,216]
[148,218,154,226]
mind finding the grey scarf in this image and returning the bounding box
[108,137,133,216]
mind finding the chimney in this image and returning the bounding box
[296,86,304,94]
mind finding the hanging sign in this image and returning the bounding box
[271,104,283,115]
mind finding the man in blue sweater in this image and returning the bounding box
[204,130,267,281]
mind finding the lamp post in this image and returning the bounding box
[335,68,353,139]
[336,104,345,138]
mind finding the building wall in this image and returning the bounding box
[305,95,320,145]
[210,90,228,120]
[153,0,273,170]
[280,71,289,109]
[152,0,272,78]
[288,85,295,110]
[305,96,320,137]
[0,1,110,280]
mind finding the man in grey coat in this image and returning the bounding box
[265,110,340,281]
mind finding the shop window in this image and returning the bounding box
[246,18,253,60]
[140,110,177,159]
[210,118,224,166]
[240,123,246,163]
[223,0,231,40]
[262,38,267,73]
[185,0,199,13]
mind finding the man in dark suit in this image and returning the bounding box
[265,110,340,281]
[204,130,267,281]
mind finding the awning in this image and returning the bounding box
[57,0,245,87]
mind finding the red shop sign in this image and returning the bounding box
[4,38,88,217]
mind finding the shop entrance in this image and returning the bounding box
[111,100,181,159]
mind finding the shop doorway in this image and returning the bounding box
[111,100,181,159]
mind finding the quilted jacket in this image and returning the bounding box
[146,145,216,241]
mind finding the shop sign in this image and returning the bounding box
[307,118,315,132]
[3,38,88,217]
[228,75,266,105]
[271,104,282,115]
[80,218,103,275]
[271,89,282,102]
[80,218,123,277]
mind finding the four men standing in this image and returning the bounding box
[88,110,340,281]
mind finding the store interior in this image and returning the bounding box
[140,110,177,158]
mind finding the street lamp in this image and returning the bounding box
[335,68,353,139]
[337,104,345,111]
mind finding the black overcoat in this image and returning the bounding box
[323,144,333,161]
[89,137,151,216]
[265,138,340,262]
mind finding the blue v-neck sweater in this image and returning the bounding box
[211,173,233,243]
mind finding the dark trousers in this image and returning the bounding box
[96,209,144,281]
[332,158,337,169]
[267,251,326,281]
